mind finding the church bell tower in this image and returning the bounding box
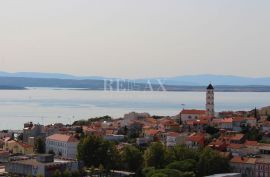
[206,84,215,117]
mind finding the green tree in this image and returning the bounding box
[241,125,262,141]
[77,135,103,167]
[121,145,144,174]
[17,133,23,141]
[62,170,72,177]
[168,145,199,162]
[151,173,168,177]
[73,116,112,126]
[52,170,62,177]
[166,159,196,172]
[150,169,182,177]
[267,115,270,121]
[197,148,230,177]
[72,120,88,126]
[181,172,196,177]
[205,126,219,135]
[142,167,156,176]
[102,140,119,171]
[71,171,81,177]
[35,137,45,154]
[144,142,168,169]
[77,135,119,171]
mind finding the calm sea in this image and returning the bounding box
[0,88,269,129]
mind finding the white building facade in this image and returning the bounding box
[46,134,78,159]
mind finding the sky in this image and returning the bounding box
[0,0,269,78]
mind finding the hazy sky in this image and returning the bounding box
[0,0,269,78]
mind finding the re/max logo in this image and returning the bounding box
[104,79,167,91]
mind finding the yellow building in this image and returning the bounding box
[4,140,34,155]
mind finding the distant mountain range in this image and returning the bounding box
[0,71,270,91]
[136,75,270,86]
[0,71,106,80]
[0,71,270,86]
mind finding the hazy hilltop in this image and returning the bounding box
[0,72,270,91]
[136,74,270,86]
[0,71,106,80]
[0,71,270,86]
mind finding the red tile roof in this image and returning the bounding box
[198,116,212,125]
[47,134,78,142]
[181,109,206,115]
[146,118,157,124]
[208,139,226,147]
[227,143,244,149]
[246,117,256,121]
[212,119,222,124]
[130,120,144,126]
[232,117,245,122]
[143,125,152,129]
[230,134,245,141]
[187,133,205,145]
[245,140,258,146]
[263,121,270,127]
[230,156,256,164]
[221,118,233,123]
[83,126,97,132]
[145,129,160,136]
[160,119,178,126]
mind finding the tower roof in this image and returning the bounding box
[207,84,214,90]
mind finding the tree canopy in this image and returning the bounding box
[144,142,169,169]
[121,145,144,174]
[142,145,229,177]
[35,137,45,154]
[197,148,230,177]
[77,134,230,177]
[73,116,112,126]
[77,135,119,171]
